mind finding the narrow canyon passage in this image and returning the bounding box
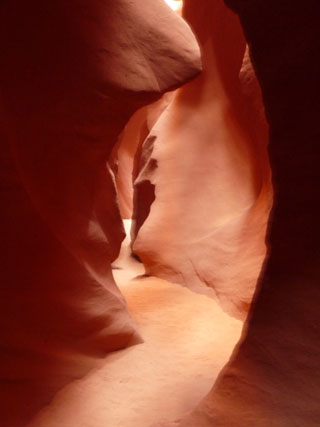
[28,221,243,427]
[2,0,320,426]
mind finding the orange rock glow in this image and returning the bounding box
[1,0,320,426]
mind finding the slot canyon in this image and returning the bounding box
[1,0,320,426]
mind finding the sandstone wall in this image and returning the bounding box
[0,1,201,425]
[133,0,271,318]
[155,1,320,425]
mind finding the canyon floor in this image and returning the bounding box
[28,221,243,427]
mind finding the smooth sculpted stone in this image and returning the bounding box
[133,0,271,318]
[153,0,320,426]
[0,1,201,426]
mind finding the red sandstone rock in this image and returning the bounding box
[110,92,174,223]
[110,108,149,219]
[154,0,320,426]
[131,93,175,242]
[0,1,201,425]
[133,0,271,318]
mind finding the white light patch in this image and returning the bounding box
[164,0,182,12]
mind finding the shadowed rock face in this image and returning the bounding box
[109,108,150,220]
[0,1,201,425]
[132,0,271,318]
[153,1,320,426]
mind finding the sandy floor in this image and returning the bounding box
[29,221,243,427]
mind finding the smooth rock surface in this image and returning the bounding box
[27,221,243,427]
[133,0,271,318]
[154,0,320,425]
[0,1,201,425]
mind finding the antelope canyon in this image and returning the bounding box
[1,1,319,426]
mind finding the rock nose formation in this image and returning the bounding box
[0,1,201,425]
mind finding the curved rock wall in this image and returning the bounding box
[0,1,201,425]
[133,0,271,318]
[156,1,320,426]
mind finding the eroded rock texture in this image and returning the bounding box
[155,0,320,426]
[133,0,271,318]
[110,108,149,219]
[131,93,175,241]
[0,1,201,425]
[110,92,174,222]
